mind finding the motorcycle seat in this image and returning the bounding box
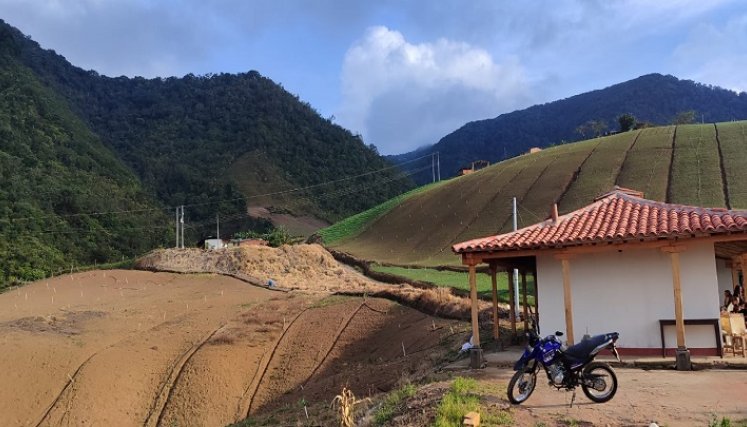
[563,333,616,364]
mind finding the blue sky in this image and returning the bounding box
[2,0,746,154]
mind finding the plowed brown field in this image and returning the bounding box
[0,268,463,426]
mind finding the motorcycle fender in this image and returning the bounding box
[513,350,534,372]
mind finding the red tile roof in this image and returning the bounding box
[453,187,747,254]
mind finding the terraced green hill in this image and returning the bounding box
[322,122,747,266]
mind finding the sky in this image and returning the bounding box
[2,0,746,155]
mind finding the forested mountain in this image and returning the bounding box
[0,20,413,286]
[0,40,169,284]
[392,73,747,183]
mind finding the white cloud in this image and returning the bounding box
[672,14,747,92]
[337,26,529,154]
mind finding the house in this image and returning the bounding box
[457,160,491,176]
[528,147,542,154]
[452,187,747,370]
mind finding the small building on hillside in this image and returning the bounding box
[204,238,226,250]
[457,160,490,176]
[453,187,747,370]
[528,147,542,154]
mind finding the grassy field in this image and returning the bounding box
[615,126,674,201]
[330,121,746,267]
[371,265,536,304]
[715,121,747,209]
[669,124,725,207]
[558,130,638,212]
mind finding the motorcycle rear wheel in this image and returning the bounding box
[580,362,617,403]
[507,370,536,404]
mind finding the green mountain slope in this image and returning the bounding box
[1,19,413,227]
[325,122,747,267]
[0,50,169,285]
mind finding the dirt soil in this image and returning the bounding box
[0,268,464,426]
[474,367,747,426]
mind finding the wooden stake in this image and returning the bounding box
[468,263,481,347]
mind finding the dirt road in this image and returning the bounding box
[478,367,747,426]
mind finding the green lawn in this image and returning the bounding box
[371,265,535,304]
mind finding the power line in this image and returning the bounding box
[8,154,435,223]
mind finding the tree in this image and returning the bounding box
[576,119,607,138]
[673,110,697,125]
[617,113,636,132]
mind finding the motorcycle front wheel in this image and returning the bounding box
[580,362,618,403]
[507,370,536,404]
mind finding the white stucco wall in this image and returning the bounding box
[716,258,733,301]
[537,241,721,350]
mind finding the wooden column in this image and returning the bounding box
[489,264,500,340]
[508,268,516,336]
[559,256,575,345]
[532,270,539,325]
[521,270,529,331]
[670,250,686,348]
[468,263,481,347]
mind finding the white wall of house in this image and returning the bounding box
[716,258,733,299]
[536,241,721,351]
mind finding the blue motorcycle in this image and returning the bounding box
[508,321,621,405]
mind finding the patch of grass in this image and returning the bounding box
[370,265,535,304]
[558,417,581,427]
[319,181,446,245]
[483,407,514,426]
[434,377,481,427]
[311,294,352,308]
[372,383,417,426]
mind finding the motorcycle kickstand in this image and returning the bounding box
[569,390,576,408]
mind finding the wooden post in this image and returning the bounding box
[662,245,690,370]
[532,270,539,325]
[670,251,686,348]
[508,268,516,337]
[490,263,500,341]
[560,257,574,345]
[468,263,481,347]
[521,270,529,331]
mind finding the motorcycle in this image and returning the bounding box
[508,320,621,406]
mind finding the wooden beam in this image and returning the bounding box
[468,263,481,347]
[521,270,529,332]
[490,264,500,341]
[667,249,687,349]
[560,257,574,345]
[508,268,516,336]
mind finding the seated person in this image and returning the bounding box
[724,290,733,309]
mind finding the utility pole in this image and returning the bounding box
[175,207,179,248]
[180,205,185,249]
[216,213,220,240]
[431,153,436,183]
[512,197,520,320]
[436,152,441,181]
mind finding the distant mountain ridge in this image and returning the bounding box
[392,73,747,183]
